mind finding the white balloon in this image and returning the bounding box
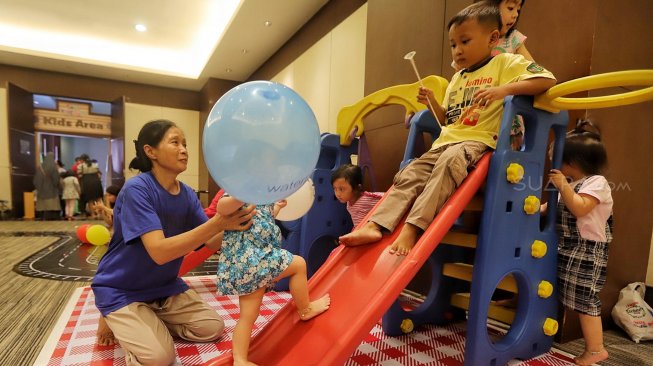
[276,178,315,221]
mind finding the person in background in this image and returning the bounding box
[91,185,122,230]
[60,170,81,221]
[56,160,66,174]
[56,159,67,217]
[78,154,104,218]
[71,156,83,176]
[33,152,62,220]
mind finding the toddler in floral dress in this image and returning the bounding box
[215,195,330,366]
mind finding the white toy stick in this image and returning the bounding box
[404,51,442,127]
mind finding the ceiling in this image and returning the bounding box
[0,0,329,91]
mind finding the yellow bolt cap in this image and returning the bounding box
[531,240,547,258]
[400,318,414,333]
[524,196,540,214]
[543,318,559,336]
[538,281,554,298]
[506,163,525,183]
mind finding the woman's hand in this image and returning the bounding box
[215,204,256,231]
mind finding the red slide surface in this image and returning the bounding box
[206,153,490,366]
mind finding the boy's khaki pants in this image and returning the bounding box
[105,289,224,366]
[371,141,487,231]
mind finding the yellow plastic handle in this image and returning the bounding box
[534,70,653,113]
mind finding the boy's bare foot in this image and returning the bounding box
[388,224,420,256]
[96,316,117,346]
[339,222,382,246]
[299,294,331,321]
[574,349,608,365]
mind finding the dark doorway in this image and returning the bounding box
[8,83,35,219]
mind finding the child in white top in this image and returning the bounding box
[60,170,80,220]
[545,120,613,365]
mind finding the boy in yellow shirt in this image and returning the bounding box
[340,2,556,254]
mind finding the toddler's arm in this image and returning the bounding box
[273,199,287,217]
[216,196,245,216]
[516,44,534,61]
[548,169,599,217]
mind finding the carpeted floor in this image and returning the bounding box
[2,219,652,365]
[11,230,218,281]
[0,220,94,365]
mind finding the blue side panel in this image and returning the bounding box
[401,109,442,169]
[464,96,568,365]
[382,244,467,336]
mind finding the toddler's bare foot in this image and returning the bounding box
[299,294,331,321]
[96,316,117,346]
[339,222,382,246]
[574,349,608,365]
[388,224,420,256]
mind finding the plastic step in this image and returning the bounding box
[450,292,516,324]
[442,263,517,293]
[441,232,478,248]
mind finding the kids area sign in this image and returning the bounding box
[34,101,111,136]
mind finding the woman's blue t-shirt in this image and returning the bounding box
[91,172,207,317]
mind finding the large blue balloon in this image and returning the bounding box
[203,81,320,204]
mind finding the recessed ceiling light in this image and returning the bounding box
[226,68,232,73]
[134,24,147,32]
[34,101,40,105]
[0,0,240,78]
[242,49,249,54]
[264,21,272,27]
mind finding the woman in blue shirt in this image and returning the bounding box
[92,119,255,365]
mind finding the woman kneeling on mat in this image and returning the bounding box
[91,119,255,365]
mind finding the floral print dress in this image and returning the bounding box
[216,203,293,295]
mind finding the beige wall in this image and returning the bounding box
[272,4,367,134]
[0,87,10,208]
[124,103,200,190]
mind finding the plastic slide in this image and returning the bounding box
[204,153,491,366]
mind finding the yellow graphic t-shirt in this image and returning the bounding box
[433,53,555,150]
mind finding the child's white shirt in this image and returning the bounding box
[567,175,613,242]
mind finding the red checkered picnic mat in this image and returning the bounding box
[44,276,575,365]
